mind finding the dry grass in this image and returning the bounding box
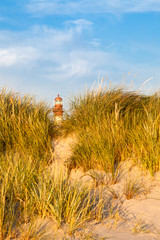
[0,88,55,160]
[123,179,145,199]
[1,85,160,238]
[62,85,160,176]
[0,153,108,238]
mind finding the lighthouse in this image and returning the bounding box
[53,94,64,124]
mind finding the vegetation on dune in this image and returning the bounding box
[0,88,106,239]
[1,85,160,239]
[0,153,105,239]
[63,86,160,175]
[0,88,55,161]
[0,88,56,239]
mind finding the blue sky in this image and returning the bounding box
[0,0,160,106]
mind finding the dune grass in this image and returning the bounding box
[0,88,108,239]
[1,85,160,238]
[62,85,160,175]
[0,152,106,239]
[0,88,55,239]
[0,88,55,160]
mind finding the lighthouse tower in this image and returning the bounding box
[53,94,64,124]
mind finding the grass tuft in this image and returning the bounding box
[62,86,160,175]
[123,179,144,199]
[0,88,55,160]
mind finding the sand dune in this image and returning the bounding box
[49,135,160,239]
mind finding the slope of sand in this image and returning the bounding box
[50,135,160,240]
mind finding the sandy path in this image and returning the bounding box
[51,135,160,240]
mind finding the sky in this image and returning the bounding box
[0,0,160,106]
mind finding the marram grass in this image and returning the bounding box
[0,88,56,239]
[1,85,160,238]
[0,88,55,160]
[0,88,108,239]
[62,86,160,175]
[0,153,106,239]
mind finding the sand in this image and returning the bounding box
[49,135,160,240]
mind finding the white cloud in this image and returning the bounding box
[0,49,18,67]
[0,19,159,103]
[26,0,160,15]
[65,19,92,35]
[0,47,38,67]
[0,20,96,100]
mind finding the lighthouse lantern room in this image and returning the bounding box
[53,94,64,124]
